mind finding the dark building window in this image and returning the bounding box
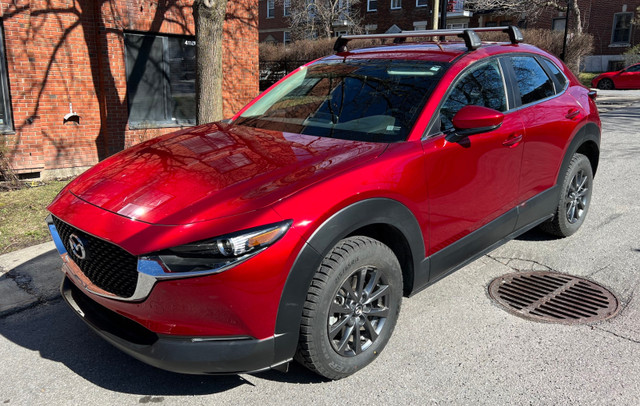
[552,17,566,32]
[267,0,275,18]
[611,13,632,44]
[124,33,196,128]
[367,0,377,11]
[0,24,13,133]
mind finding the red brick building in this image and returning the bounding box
[0,0,259,179]
[473,1,640,72]
[258,0,473,43]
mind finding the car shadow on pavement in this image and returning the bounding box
[514,227,561,242]
[0,296,325,397]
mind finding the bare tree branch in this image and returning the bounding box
[467,0,583,33]
[286,0,363,40]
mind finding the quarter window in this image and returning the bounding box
[0,24,13,133]
[541,58,568,92]
[416,0,428,7]
[283,0,291,16]
[367,0,377,11]
[391,0,401,9]
[440,60,507,132]
[511,56,555,105]
[124,33,196,128]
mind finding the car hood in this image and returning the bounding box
[597,71,621,79]
[67,123,386,225]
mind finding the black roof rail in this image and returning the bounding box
[333,26,523,54]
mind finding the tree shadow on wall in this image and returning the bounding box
[2,0,257,167]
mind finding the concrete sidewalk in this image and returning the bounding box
[0,242,62,316]
[594,89,640,112]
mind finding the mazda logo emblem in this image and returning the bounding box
[68,234,87,260]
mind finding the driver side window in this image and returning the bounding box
[440,60,507,132]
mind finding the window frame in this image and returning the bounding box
[390,0,401,10]
[267,0,275,18]
[500,54,563,110]
[0,23,14,133]
[611,12,633,45]
[416,0,428,7]
[537,56,569,95]
[552,17,566,32]
[283,0,291,16]
[283,31,291,44]
[124,32,196,129]
[436,58,510,134]
[424,57,509,139]
[367,0,377,11]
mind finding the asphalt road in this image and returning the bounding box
[1,103,640,405]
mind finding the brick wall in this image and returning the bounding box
[1,0,259,177]
[258,0,434,43]
[472,1,640,58]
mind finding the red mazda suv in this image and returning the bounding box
[47,27,600,380]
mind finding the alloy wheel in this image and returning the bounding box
[566,169,589,224]
[328,265,389,356]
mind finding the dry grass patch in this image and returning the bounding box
[0,180,69,254]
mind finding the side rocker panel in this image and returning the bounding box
[272,198,425,364]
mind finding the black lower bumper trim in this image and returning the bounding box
[61,276,282,374]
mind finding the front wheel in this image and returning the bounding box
[295,236,402,380]
[597,78,614,90]
[540,153,593,237]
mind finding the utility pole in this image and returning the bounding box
[560,0,572,61]
[432,0,440,30]
[439,0,448,30]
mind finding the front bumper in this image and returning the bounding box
[61,276,286,374]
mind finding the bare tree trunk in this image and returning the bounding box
[571,1,583,34]
[194,0,227,125]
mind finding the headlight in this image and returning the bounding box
[139,220,292,278]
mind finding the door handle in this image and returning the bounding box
[565,108,581,120]
[503,133,523,148]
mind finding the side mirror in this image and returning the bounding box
[447,105,504,142]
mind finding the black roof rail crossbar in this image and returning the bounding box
[333,26,523,54]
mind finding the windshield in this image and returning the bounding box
[235,59,446,142]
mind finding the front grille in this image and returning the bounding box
[52,216,138,298]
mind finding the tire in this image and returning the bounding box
[540,153,593,237]
[295,236,402,380]
[597,78,614,90]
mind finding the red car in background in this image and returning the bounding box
[47,27,601,380]
[591,63,640,89]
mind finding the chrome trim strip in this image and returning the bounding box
[61,254,155,302]
[46,214,67,255]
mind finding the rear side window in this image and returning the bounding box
[541,58,568,92]
[440,60,507,131]
[512,56,555,105]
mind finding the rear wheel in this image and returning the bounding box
[540,153,593,237]
[295,236,402,380]
[597,78,614,90]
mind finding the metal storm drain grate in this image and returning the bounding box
[488,271,619,324]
